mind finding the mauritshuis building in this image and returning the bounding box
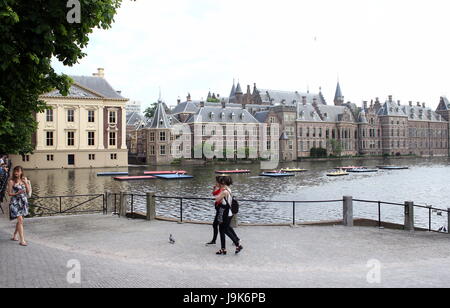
[132,80,449,165]
[10,69,129,169]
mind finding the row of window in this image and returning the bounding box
[23,154,119,163]
[46,109,117,124]
[45,131,118,147]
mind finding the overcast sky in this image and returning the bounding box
[53,0,450,111]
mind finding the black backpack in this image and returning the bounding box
[225,190,240,214]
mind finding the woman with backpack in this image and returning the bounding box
[214,176,243,255]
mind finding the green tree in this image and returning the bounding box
[328,139,343,157]
[144,103,158,119]
[0,0,131,154]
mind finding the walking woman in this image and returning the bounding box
[8,166,31,246]
[205,179,222,246]
[215,176,243,255]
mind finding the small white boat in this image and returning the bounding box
[327,169,349,177]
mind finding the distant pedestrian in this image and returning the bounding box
[0,163,9,204]
[215,176,243,255]
[8,166,31,246]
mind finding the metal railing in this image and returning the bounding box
[353,198,449,233]
[29,194,105,217]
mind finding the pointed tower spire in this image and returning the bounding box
[235,81,243,94]
[334,81,344,106]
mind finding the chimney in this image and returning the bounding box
[388,95,393,102]
[363,101,368,109]
[116,90,122,95]
[93,68,105,78]
[187,93,192,102]
[422,103,426,108]
[312,98,318,106]
[409,101,413,107]
[221,98,226,109]
[200,100,205,108]
[302,96,307,106]
[397,100,401,106]
[177,97,181,105]
[417,102,421,107]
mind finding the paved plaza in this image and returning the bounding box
[1,209,450,288]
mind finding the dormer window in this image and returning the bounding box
[231,112,236,120]
[221,112,225,119]
[240,113,244,120]
[324,113,328,118]
[210,112,215,120]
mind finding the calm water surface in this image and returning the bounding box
[26,157,450,228]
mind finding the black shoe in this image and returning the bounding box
[216,249,227,255]
[206,241,216,246]
[235,245,243,254]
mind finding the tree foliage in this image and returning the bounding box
[0,0,130,154]
[144,103,158,120]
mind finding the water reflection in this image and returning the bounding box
[25,157,450,227]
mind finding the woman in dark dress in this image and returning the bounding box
[8,166,31,246]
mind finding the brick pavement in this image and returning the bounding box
[1,210,450,288]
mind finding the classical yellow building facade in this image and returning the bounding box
[10,69,128,169]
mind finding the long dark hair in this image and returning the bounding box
[11,166,25,183]
[216,176,233,186]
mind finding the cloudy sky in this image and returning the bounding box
[53,0,450,111]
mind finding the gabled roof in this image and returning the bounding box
[297,103,323,122]
[316,105,353,123]
[437,97,450,111]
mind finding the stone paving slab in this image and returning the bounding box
[1,212,450,288]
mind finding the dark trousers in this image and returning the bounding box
[219,210,240,250]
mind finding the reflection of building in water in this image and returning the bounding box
[10,68,129,169]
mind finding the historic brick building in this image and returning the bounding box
[132,81,450,165]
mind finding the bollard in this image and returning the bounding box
[230,214,238,228]
[146,192,156,221]
[119,191,127,218]
[448,208,450,234]
[343,196,353,227]
[404,201,415,231]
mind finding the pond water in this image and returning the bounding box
[25,157,450,229]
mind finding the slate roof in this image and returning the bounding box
[403,105,443,122]
[70,76,126,100]
[297,103,323,122]
[316,105,353,123]
[256,89,326,106]
[148,101,179,129]
[254,111,270,123]
[186,107,260,124]
[437,97,450,111]
[377,100,408,117]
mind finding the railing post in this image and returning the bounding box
[343,196,353,227]
[378,201,382,228]
[119,191,127,218]
[179,198,183,224]
[146,192,156,221]
[404,201,415,232]
[293,201,296,227]
[104,190,112,215]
